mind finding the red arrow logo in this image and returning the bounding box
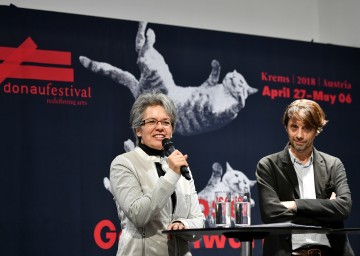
[0,37,74,83]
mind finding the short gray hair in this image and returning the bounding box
[130,92,177,145]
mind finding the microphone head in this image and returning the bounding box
[162,138,173,150]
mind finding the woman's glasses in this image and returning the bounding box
[140,118,172,127]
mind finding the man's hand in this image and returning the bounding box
[330,192,336,200]
[281,201,297,212]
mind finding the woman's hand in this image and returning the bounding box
[167,221,186,230]
[167,221,187,240]
[167,150,188,175]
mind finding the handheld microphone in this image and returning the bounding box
[162,138,191,180]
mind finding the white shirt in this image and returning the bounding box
[288,149,331,250]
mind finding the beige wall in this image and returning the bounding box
[2,0,360,48]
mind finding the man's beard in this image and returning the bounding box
[291,141,307,153]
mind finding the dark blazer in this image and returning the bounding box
[256,144,354,256]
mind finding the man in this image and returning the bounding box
[256,99,354,256]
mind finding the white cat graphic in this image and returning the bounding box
[198,162,256,227]
[79,21,257,136]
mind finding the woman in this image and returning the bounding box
[110,92,205,256]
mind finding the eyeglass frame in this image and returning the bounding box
[139,118,173,127]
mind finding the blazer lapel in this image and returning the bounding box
[313,148,327,198]
[280,145,300,199]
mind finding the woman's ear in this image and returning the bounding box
[136,127,142,137]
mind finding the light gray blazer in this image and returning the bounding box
[110,147,205,256]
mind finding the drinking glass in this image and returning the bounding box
[233,192,251,226]
[214,191,231,227]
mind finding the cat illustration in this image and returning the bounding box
[103,139,135,194]
[199,162,256,204]
[79,21,258,136]
[198,162,256,227]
